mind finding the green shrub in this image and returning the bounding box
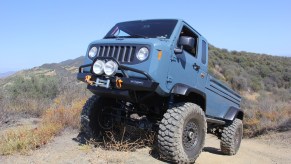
[1,75,59,116]
[6,75,58,100]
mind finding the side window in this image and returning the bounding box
[178,26,198,57]
[202,40,207,64]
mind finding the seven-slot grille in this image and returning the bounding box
[95,45,136,63]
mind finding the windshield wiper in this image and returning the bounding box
[129,34,148,38]
[104,34,148,39]
[104,36,119,39]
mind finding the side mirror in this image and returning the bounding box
[179,36,195,48]
[174,36,195,54]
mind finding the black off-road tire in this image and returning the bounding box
[220,118,243,155]
[158,102,206,163]
[80,95,113,139]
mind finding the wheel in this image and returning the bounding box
[158,102,206,163]
[220,118,243,155]
[80,95,114,139]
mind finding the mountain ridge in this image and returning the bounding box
[0,71,16,79]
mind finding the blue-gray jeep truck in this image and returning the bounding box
[77,19,243,163]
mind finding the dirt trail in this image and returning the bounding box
[1,130,290,164]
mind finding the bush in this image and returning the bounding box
[6,75,59,100]
[249,77,263,92]
[0,97,87,155]
[0,123,62,155]
[231,76,248,91]
[0,75,59,117]
[42,97,87,130]
[243,93,291,137]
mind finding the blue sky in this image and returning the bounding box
[0,0,290,72]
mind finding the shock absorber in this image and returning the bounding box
[168,94,174,108]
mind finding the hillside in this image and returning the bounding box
[0,56,88,124]
[208,45,291,93]
[208,45,291,136]
[0,47,290,137]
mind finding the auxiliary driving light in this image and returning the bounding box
[93,60,105,75]
[104,60,118,76]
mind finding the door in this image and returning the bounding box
[195,39,208,92]
[166,25,202,90]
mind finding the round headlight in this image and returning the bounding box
[104,61,118,76]
[89,47,97,58]
[136,47,149,61]
[93,60,105,75]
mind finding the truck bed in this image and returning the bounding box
[205,75,241,119]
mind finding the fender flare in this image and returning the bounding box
[171,84,206,111]
[171,83,206,98]
[224,106,244,121]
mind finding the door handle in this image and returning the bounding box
[193,63,200,71]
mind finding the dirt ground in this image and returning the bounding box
[1,128,290,164]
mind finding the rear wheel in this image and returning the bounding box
[158,102,206,163]
[80,95,114,139]
[220,118,243,155]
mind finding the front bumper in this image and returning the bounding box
[77,57,159,100]
[77,72,158,91]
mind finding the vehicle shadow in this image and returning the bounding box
[72,132,88,145]
[148,147,172,163]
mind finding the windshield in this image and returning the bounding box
[104,19,178,39]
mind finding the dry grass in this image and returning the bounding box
[0,97,86,155]
[0,123,62,155]
[243,95,291,137]
[0,109,7,125]
[0,98,52,118]
[88,126,156,152]
[241,91,260,102]
[42,98,86,129]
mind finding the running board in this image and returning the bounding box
[206,118,226,125]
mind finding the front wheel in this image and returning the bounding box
[158,102,206,163]
[220,118,243,155]
[80,95,114,139]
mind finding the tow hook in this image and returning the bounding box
[85,75,95,85]
[116,78,123,88]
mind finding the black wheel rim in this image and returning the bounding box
[183,119,199,151]
[98,107,113,130]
